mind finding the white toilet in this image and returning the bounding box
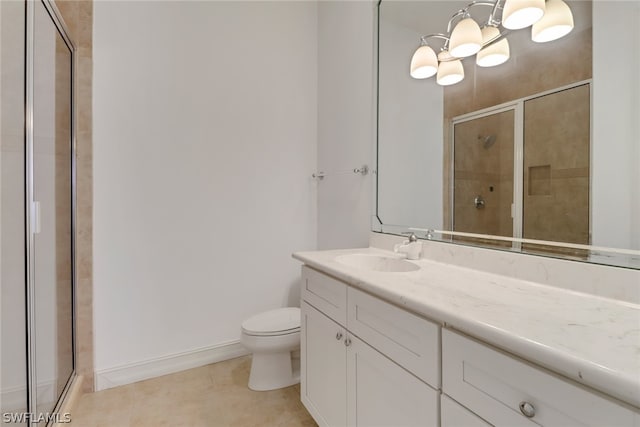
[240,307,301,391]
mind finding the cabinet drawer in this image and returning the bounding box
[301,266,347,326]
[442,329,640,427]
[347,287,440,387]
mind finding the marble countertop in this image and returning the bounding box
[293,247,640,409]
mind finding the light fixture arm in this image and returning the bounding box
[419,2,511,60]
[464,0,506,27]
[487,0,505,26]
[419,33,451,50]
[446,10,468,34]
[424,1,505,42]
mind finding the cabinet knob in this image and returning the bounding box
[336,332,343,340]
[519,401,536,418]
[344,337,352,347]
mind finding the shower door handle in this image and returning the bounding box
[32,201,41,234]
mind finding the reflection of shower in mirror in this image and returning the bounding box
[478,134,496,149]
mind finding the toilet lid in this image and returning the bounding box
[242,307,301,335]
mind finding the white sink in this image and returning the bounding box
[335,254,420,272]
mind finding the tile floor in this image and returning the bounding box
[69,356,317,427]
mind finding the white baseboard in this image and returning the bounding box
[94,340,249,391]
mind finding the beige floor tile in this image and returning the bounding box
[69,356,316,427]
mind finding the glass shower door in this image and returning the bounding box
[1,1,74,424]
[523,84,591,249]
[452,109,516,247]
[1,1,28,424]
[31,0,74,419]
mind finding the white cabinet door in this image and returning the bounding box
[441,395,492,427]
[346,334,439,427]
[301,302,347,427]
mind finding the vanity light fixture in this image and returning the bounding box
[531,0,574,42]
[409,0,573,84]
[476,26,510,67]
[437,51,465,86]
[502,0,545,29]
[410,44,439,79]
[449,16,483,57]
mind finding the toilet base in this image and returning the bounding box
[248,351,300,391]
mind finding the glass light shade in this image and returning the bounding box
[531,0,574,42]
[502,0,545,29]
[449,17,483,58]
[410,45,438,79]
[436,52,464,86]
[476,26,510,67]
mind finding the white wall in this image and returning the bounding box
[592,0,640,250]
[316,1,374,249]
[93,1,318,375]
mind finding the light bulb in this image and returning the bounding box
[410,45,438,79]
[502,0,545,30]
[437,51,464,86]
[476,26,510,67]
[449,17,483,58]
[532,0,574,42]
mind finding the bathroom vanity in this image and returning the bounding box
[293,246,640,427]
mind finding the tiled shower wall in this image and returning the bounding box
[55,0,93,392]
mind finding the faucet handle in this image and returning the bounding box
[396,233,422,260]
[402,232,418,243]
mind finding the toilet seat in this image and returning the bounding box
[241,307,300,337]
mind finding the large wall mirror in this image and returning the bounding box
[375,0,640,269]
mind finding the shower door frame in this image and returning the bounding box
[24,0,77,422]
[450,103,523,250]
[449,79,593,250]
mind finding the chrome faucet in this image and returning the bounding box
[394,233,422,260]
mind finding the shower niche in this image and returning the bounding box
[450,83,591,250]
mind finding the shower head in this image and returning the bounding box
[478,134,496,149]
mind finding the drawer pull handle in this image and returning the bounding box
[519,401,536,418]
[344,337,352,347]
[336,332,343,340]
